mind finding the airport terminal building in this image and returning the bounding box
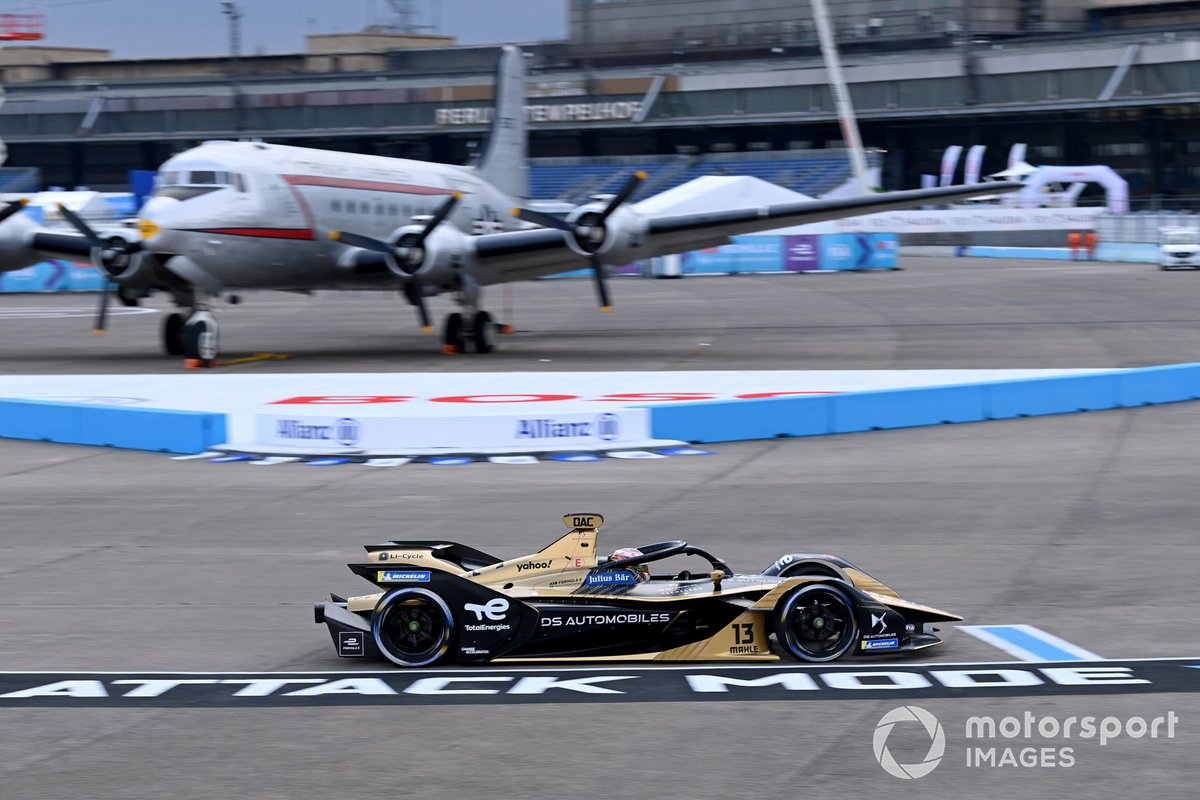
[1,0,1199,202]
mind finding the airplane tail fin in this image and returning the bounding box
[475,45,528,201]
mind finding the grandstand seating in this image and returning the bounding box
[528,151,873,201]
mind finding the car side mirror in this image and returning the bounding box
[710,570,724,589]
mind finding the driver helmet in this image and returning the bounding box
[609,547,651,582]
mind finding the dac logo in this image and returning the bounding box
[464,598,509,621]
[873,705,945,779]
[334,417,362,446]
[594,413,621,442]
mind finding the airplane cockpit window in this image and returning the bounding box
[152,169,245,200]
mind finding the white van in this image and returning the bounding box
[1159,227,1200,270]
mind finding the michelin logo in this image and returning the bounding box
[863,637,900,651]
[514,413,621,442]
[377,570,431,583]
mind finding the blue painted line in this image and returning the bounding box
[427,457,474,466]
[305,458,351,467]
[960,625,1101,662]
[208,454,254,463]
[658,447,715,456]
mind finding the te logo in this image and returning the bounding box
[464,598,509,621]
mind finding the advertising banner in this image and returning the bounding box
[783,235,820,271]
[255,408,654,452]
[817,234,898,271]
[0,261,108,293]
[680,235,785,273]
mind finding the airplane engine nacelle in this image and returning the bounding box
[385,223,473,286]
[0,213,42,273]
[563,203,648,265]
[95,234,151,284]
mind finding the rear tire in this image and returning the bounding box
[372,587,455,667]
[774,583,858,663]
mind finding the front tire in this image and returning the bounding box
[372,587,455,667]
[774,583,858,663]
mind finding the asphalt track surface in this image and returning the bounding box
[1,257,1199,798]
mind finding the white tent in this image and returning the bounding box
[634,175,812,216]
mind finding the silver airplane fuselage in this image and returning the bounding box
[141,140,520,290]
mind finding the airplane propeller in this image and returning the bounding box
[330,192,463,333]
[512,170,646,312]
[56,203,142,335]
[0,197,29,225]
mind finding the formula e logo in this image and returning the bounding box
[464,598,509,621]
[334,418,362,446]
[594,413,621,442]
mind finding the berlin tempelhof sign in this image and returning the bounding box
[435,101,643,126]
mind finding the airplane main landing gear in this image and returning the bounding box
[162,312,185,356]
[182,311,219,368]
[439,276,499,355]
[166,288,221,367]
[441,310,498,354]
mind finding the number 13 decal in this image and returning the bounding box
[732,622,754,644]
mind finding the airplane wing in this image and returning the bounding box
[468,181,1023,285]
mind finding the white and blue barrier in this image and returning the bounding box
[647,363,1200,443]
[948,243,1159,263]
[0,399,226,454]
[0,260,108,293]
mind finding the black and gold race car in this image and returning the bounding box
[314,513,961,666]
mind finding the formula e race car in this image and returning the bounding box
[314,513,962,666]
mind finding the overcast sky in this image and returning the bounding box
[19,0,568,59]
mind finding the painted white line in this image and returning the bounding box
[248,457,300,466]
[362,458,412,467]
[488,456,539,464]
[959,624,1102,662]
[607,451,667,460]
[169,451,221,461]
